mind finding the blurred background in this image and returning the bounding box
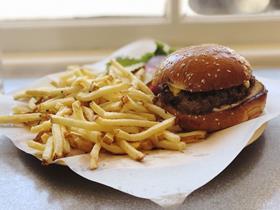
[1,0,280,91]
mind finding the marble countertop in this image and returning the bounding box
[0,69,279,210]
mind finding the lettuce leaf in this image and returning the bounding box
[110,41,174,68]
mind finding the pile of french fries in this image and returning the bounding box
[0,60,206,169]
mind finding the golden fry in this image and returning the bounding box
[89,142,101,170]
[26,87,79,97]
[42,136,54,164]
[155,140,186,151]
[115,117,175,141]
[76,83,129,102]
[30,120,52,133]
[0,113,42,124]
[90,102,148,120]
[27,140,45,151]
[161,130,181,143]
[96,117,157,128]
[178,130,207,143]
[52,124,64,157]
[116,138,145,161]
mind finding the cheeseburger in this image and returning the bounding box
[151,44,267,132]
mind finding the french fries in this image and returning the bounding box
[0,60,207,169]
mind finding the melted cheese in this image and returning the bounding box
[168,83,183,96]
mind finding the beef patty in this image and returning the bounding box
[155,77,255,115]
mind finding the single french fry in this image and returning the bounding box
[76,83,129,102]
[51,115,109,131]
[161,130,181,143]
[0,113,42,124]
[12,105,32,114]
[26,87,79,97]
[28,97,37,110]
[39,97,75,112]
[115,117,175,142]
[41,133,50,144]
[27,140,45,151]
[145,103,173,119]
[127,88,153,103]
[82,106,95,121]
[30,120,52,133]
[119,126,140,134]
[89,142,101,169]
[99,101,123,112]
[14,91,30,100]
[42,136,54,164]
[90,102,148,120]
[130,112,156,121]
[72,101,86,120]
[96,117,157,128]
[52,124,64,157]
[116,138,145,161]
[101,142,125,154]
[178,130,207,143]
[155,140,186,151]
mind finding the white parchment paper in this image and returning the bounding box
[0,40,279,207]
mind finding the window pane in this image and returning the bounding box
[0,0,166,20]
[182,0,280,16]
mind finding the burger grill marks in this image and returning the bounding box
[155,77,256,115]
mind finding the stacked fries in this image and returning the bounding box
[0,60,206,169]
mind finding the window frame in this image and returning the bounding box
[1,0,280,53]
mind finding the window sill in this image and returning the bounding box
[3,44,280,78]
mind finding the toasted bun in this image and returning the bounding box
[158,86,267,132]
[152,44,252,92]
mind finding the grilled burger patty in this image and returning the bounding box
[155,78,255,115]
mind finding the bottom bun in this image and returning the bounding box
[160,89,267,132]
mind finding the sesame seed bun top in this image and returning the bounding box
[152,44,252,92]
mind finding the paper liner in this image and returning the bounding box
[0,40,279,207]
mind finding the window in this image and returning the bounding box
[182,0,280,16]
[1,0,280,67]
[0,0,166,20]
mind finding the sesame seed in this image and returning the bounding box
[181,63,186,67]
[217,69,221,72]
[194,116,198,119]
[195,58,198,61]
[205,62,209,64]
[202,59,205,62]
[197,84,201,88]
[203,117,206,121]
[214,74,218,78]
[201,79,206,84]
[227,69,231,73]
[217,122,221,126]
[231,112,234,115]
[216,63,220,66]
[215,118,219,121]
[207,73,211,77]
[177,73,180,76]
